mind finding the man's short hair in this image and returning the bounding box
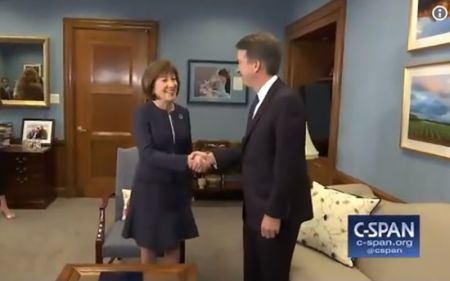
[236,32,281,76]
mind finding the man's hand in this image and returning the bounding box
[188,151,216,173]
[261,214,281,239]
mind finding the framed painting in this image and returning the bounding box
[187,60,248,105]
[408,0,450,50]
[23,63,42,77]
[21,118,55,145]
[401,61,450,159]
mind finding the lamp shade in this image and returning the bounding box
[305,122,319,160]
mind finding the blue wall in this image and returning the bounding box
[290,0,450,203]
[287,0,331,22]
[0,0,289,140]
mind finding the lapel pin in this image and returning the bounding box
[178,113,183,119]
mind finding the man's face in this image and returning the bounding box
[0,78,8,87]
[236,49,256,88]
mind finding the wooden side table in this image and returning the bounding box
[0,144,56,208]
[193,177,242,200]
[191,139,242,200]
[56,264,197,281]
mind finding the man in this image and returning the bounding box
[0,77,13,100]
[191,32,313,281]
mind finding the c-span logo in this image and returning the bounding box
[348,215,420,258]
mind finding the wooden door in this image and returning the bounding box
[285,0,346,170]
[66,19,158,197]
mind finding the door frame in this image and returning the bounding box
[63,18,158,196]
[284,0,346,170]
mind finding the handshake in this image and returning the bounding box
[187,151,216,173]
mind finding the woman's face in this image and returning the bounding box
[153,72,178,102]
[218,75,227,85]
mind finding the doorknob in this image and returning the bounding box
[77,126,88,133]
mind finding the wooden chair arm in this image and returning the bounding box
[100,192,115,209]
[95,192,115,263]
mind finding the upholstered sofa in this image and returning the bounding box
[290,183,450,281]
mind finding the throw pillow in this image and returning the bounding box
[298,181,380,267]
[121,189,132,220]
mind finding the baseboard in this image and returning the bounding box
[55,186,68,197]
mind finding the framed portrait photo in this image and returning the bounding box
[401,61,450,159]
[21,118,55,145]
[23,63,42,77]
[408,0,450,50]
[187,60,248,105]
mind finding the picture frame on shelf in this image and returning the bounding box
[187,60,248,105]
[21,118,55,146]
[23,63,43,77]
[401,61,450,159]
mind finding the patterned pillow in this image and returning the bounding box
[297,181,380,267]
[121,189,132,220]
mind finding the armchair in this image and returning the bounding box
[95,146,185,263]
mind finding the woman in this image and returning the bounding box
[0,152,15,220]
[198,68,231,98]
[14,68,43,101]
[122,59,199,264]
[216,68,231,96]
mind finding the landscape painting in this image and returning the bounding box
[408,0,450,50]
[401,62,450,159]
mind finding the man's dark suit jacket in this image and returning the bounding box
[213,79,313,231]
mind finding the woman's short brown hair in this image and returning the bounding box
[141,59,180,100]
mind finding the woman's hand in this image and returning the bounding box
[188,151,215,173]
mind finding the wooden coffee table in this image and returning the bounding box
[56,264,197,281]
